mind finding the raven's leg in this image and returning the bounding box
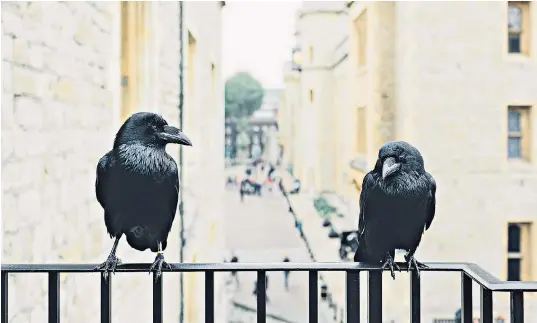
[380,251,400,280]
[95,235,123,281]
[404,250,428,277]
[149,241,172,283]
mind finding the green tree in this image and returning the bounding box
[225,72,264,119]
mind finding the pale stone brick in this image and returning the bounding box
[2,159,42,192]
[2,62,13,95]
[13,96,43,131]
[1,93,15,132]
[1,194,18,233]
[12,66,51,98]
[2,34,14,61]
[50,77,77,102]
[12,38,44,69]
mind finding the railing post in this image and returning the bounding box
[48,272,60,323]
[100,275,111,323]
[205,271,214,323]
[410,270,421,323]
[256,270,266,323]
[461,273,473,323]
[480,287,493,323]
[153,274,163,323]
[1,272,7,323]
[368,271,382,323]
[346,270,360,323]
[309,270,318,323]
[510,291,524,323]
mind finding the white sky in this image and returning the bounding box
[222,1,302,89]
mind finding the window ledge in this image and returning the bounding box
[506,159,535,173]
[505,53,533,62]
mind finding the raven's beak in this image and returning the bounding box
[158,125,193,146]
[382,157,400,180]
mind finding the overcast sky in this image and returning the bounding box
[222,1,302,89]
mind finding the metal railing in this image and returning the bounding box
[2,262,536,323]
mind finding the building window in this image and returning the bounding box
[507,222,533,281]
[309,46,314,63]
[309,89,314,103]
[356,107,367,154]
[354,10,368,67]
[508,1,531,55]
[507,106,531,160]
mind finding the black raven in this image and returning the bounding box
[353,141,436,279]
[94,112,192,282]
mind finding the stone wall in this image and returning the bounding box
[2,2,119,322]
[2,2,226,322]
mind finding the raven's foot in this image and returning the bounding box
[405,255,428,276]
[149,253,171,283]
[95,254,122,282]
[381,253,400,280]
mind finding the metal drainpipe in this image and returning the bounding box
[178,1,185,322]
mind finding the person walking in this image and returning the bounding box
[227,253,240,287]
[253,275,269,302]
[283,256,290,291]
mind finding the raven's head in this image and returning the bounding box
[374,141,424,181]
[113,112,192,148]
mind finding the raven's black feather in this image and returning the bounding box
[96,112,188,252]
[354,141,436,267]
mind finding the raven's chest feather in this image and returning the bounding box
[116,144,178,179]
[367,183,429,233]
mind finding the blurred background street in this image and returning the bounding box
[222,182,332,323]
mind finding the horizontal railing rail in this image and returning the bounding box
[2,262,536,323]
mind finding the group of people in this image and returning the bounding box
[238,159,277,200]
[226,253,292,301]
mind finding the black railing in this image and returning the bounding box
[2,262,536,323]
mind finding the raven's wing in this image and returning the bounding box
[357,172,376,238]
[159,164,179,237]
[168,169,179,227]
[95,152,113,209]
[424,172,436,231]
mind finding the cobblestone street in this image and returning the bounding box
[222,185,332,323]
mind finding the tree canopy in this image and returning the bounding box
[225,72,264,119]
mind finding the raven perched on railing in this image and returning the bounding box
[94,112,192,282]
[354,141,436,280]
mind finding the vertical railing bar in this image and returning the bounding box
[100,275,111,323]
[153,274,163,323]
[48,272,60,323]
[257,270,266,323]
[410,270,421,323]
[346,270,360,323]
[1,272,8,323]
[510,291,524,323]
[309,270,318,323]
[368,271,382,323]
[205,271,214,323]
[480,287,493,323]
[461,273,473,323]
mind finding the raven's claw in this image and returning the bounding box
[405,255,428,277]
[95,254,122,282]
[381,253,400,280]
[149,253,171,283]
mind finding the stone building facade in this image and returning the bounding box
[279,1,537,321]
[2,1,226,322]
